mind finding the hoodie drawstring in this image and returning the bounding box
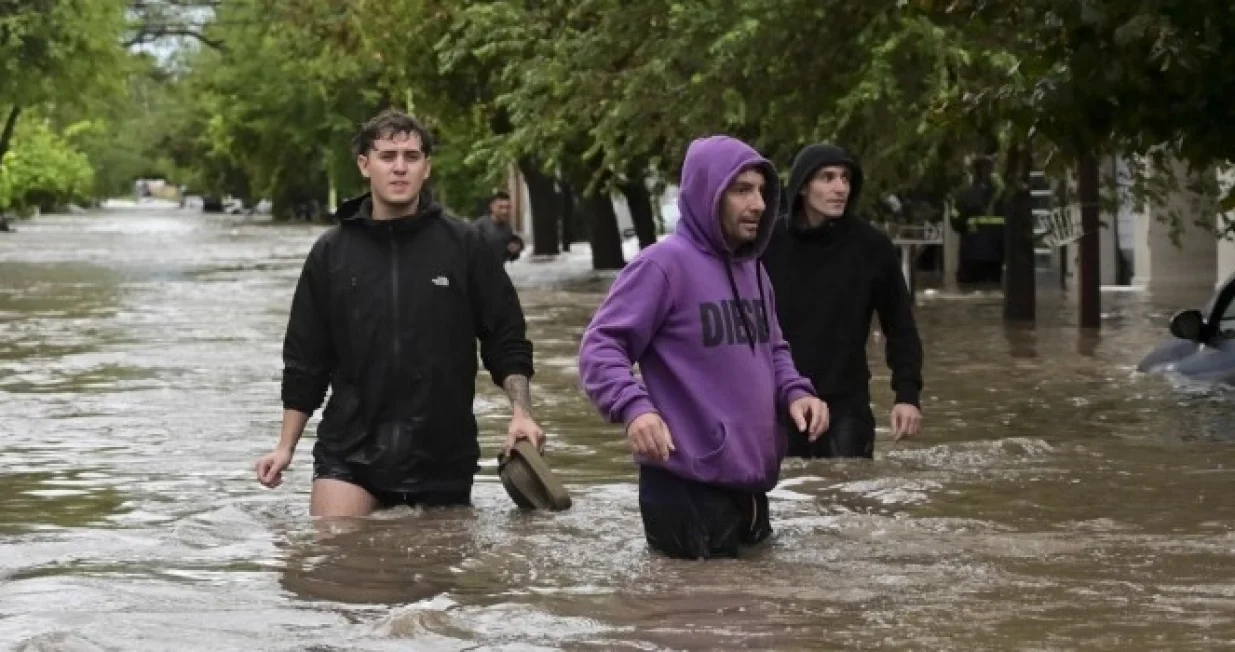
[724,257,766,354]
[756,264,769,339]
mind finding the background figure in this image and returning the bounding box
[951,155,1006,285]
[474,190,524,263]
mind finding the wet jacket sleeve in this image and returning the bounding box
[763,266,816,411]
[578,257,672,428]
[281,243,336,414]
[876,245,924,407]
[469,231,534,386]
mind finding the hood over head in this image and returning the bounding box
[676,135,782,261]
[784,144,865,221]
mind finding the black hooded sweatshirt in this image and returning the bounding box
[280,191,534,492]
[761,145,923,408]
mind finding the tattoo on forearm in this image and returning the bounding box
[503,374,533,416]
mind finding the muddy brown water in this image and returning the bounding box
[1,207,1232,651]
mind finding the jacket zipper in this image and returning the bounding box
[390,233,402,428]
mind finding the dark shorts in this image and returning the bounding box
[787,397,876,459]
[312,449,472,510]
[637,465,772,560]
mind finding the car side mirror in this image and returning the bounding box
[1169,308,1206,342]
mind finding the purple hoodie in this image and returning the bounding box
[578,135,815,492]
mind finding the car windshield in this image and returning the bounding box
[1208,272,1235,337]
[1221,300,1235,336]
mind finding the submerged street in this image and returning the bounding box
[1,207,1233,650]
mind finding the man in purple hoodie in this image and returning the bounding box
[578,135,830,560]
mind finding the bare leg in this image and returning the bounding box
[310,479,379,518]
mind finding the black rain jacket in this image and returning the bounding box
[280,192,534,492]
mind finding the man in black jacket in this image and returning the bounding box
[473,191,525,264]
[253,109,542,516]
[762,144,923,458]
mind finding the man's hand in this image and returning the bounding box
[627,412,675,461]
[254,447,294,488]
[501,374,542,452]
[789,396,829,441]
[505,412,545,453]
[891,403,922,441]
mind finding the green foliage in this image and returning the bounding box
[907,0,1235,243]
[0,115,95,214]
[121,0,492,217]
[184,0,377,214]
[0,0,129,108]
[11,0,1234,241]
[427,111,502,218]
[0,0,130,209]
[435,1,986,206]
[40,57,186,198]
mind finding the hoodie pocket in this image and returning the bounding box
[689,421,777,490]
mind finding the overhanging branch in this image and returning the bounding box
[125,25,225,50]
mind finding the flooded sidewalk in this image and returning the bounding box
[1,208,1233,650]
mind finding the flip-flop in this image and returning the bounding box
[497,440,572,511]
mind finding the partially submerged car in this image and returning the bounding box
[1138,273,1235,383]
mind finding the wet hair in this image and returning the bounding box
[352,109,435,157]
[490,190,511,203]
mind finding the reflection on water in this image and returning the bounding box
[1,208,1234,650]
[0,471,127,535]
[278,510,478,605]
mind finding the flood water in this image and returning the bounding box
[1,206,1233,651]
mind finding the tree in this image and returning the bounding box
[0,115,95,214]
[125,0,227,50]
[916,0,1235,326]
[170,0,380,216]
[0,0,129,160]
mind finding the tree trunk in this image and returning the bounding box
[620,173,658,249]
[1002,140,1037,323]
[584,191,625,270]
[1077,151,1102,329]
[0,105,22,164]
[559,181,575,253]
[519,158,561,257]
[0,106,15,227]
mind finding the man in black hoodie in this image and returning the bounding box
[252,109,543,516]
[762,144,924,458]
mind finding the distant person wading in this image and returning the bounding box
[473,191,524,264]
